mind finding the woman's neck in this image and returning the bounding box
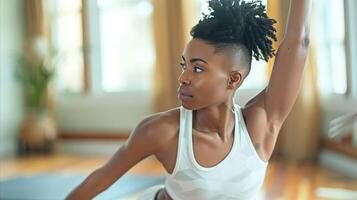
[193,102,235,142]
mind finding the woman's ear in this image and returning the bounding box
[227,70,242,89]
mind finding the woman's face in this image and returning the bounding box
[178,38,240,110]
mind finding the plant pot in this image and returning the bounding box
[18,109,57,154]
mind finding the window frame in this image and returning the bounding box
[345,0,357,99]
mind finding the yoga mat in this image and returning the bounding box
[0,173,165,200]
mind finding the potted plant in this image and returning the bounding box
[15,38,58,154]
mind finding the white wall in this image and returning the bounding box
[0,0,25,159]
[56,89,262,133]
[57,92,154,132]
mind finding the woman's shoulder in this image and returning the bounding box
[134,107,181,145]
[141,107,180,129]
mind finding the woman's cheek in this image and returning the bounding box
[203,81,227,102]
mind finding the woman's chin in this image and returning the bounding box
[180,102,196,110]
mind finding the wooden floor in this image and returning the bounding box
[1,153,357,200]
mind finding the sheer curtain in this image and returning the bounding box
[24,0,44,39]
[151,0,198,112]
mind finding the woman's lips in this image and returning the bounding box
[178,91,193,101]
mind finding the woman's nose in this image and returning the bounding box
[178,71,191,85]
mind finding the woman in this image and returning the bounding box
[66,0,311,199]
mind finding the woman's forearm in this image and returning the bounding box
[65,169,109,200]
[284,0,312,42]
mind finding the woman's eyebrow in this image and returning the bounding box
[190,58,208,64]
[181,56,208,64]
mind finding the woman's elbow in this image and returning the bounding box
[302,35,310,48]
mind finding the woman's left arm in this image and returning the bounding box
[263,0,312,126]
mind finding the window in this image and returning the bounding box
[50,0,155,94]
[49,0,84,93]
[97,0,155,93]
[314,0,347,95]
[51,0,281,94]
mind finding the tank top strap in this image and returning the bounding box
[233,103,244,147]
[179,105,192,141]
[167,106,191,175]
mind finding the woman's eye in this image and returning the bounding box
[194,66,203,73]
[180,63,203,73]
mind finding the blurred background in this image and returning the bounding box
[0,0,356,199]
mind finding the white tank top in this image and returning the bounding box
[164,103,268,200]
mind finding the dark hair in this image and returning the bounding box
[190,0,277,65]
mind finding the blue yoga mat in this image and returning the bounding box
[0,173,165,200]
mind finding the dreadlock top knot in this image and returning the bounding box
[191,0,277,62]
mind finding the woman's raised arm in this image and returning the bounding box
[263,0,312,127]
